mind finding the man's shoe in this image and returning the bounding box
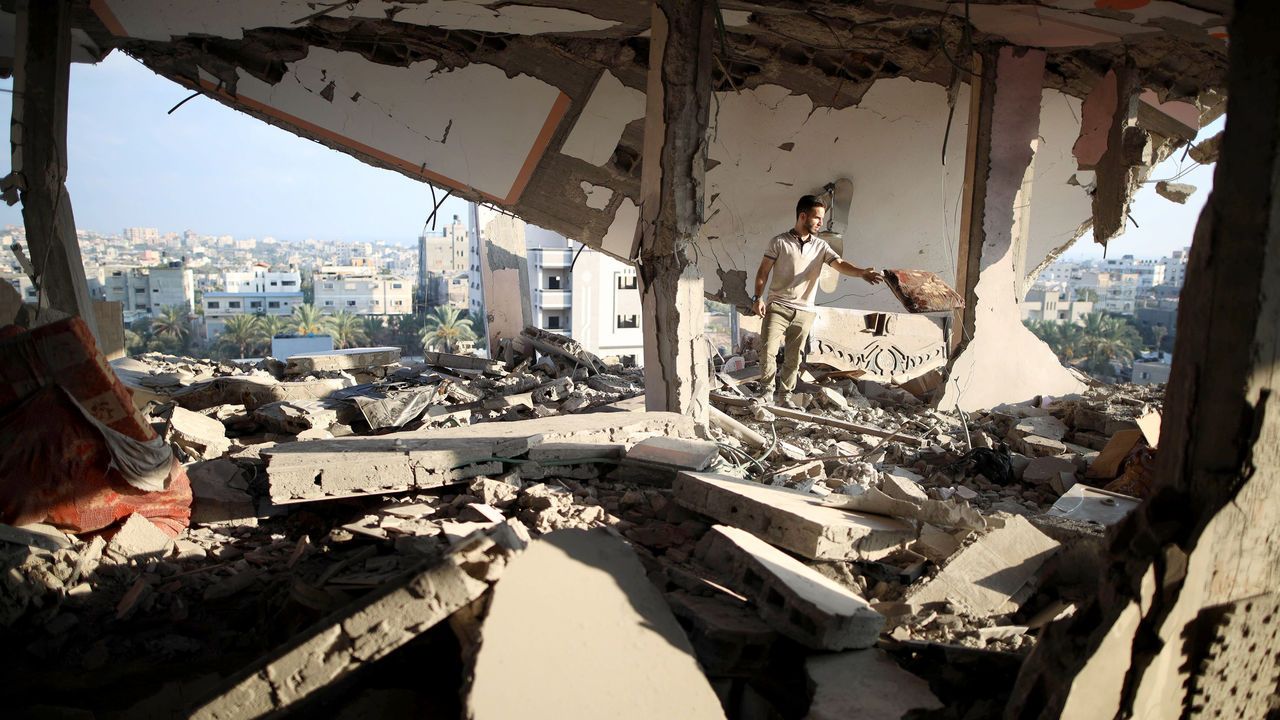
[776,392,799,409]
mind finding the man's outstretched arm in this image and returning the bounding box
[753,256,775,316]
[830,258,884,285]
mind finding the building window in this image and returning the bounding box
[617,275,637,290]
[207,301,220,309]
[547,315,562,330]
[1058,311,1067,320]
[270,281,277,286]
[228,301,241,309]
[135,287,146,294]
[250,301,262,309]
[324,300,334,306]
[347,300,357,306]
[617,314,638,329]
[268,301,280,309]
[282,280,297,286]
[546,275,562,290]
[324,283,334,289]
[392,283,403,289]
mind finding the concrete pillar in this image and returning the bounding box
[474,204,532,356]
[939,47,1084,412]
[635,0,713,421]
[1008,3,1280,715]
[7,0,98,340]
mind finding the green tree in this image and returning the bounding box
[1075,287,1099,303]
[259,314,290,341]
[361,316,388,346]
[151,305,190,343]
[1151,324,1168,353]
[325,311,369,349]
[419,306,477,353]
[219,314,265,359]
[291,303,327,335]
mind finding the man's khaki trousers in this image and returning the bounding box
[757,302,815,393]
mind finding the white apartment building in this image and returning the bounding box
[123,227,160,244]
[526,226,643,364]
[1099,254,1166,289]
[202,291,303,337]
[1074,270,1140,315]
[315,265,412,317]
[104,262,195,316]
[1021,287,1094,324]
[1159,248,1189,289]
[224,264,302,293]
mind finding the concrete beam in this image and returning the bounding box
[635,0,713,422]
[8,0,97,340]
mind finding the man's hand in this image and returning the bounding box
[861,268,885,285]
[752,298,767,317]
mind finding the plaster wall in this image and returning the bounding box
[700,78,971,314]
[561,71,646,167]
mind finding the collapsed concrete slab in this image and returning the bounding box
[698,525,884,650]
[805,649,943,720]
[191,521,528,720]
[264,412,698,503]
[284,347,400,375]
[465,528,726,720]
[667,591,776,676]
[904,515,1059,616]
[611,436,722,487]
[674,472,915,561]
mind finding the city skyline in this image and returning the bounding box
[0,51,1218,259]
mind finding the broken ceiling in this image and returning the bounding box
[58,0,1227,311]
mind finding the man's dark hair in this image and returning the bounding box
[796,195,826,218]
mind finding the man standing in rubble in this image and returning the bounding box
[751,194,883,406]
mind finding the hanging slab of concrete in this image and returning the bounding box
[191,522,528,720]
[698,525,884,650]
[673,472,915,561]
[805,649,943,720]
[904,514,1060,617]
[465,528,726,720]
[284,347,401,374]
[264,411,698,503]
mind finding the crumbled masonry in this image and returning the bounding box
[0,328,1167,717]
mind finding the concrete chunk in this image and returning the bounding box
[674,472,914,561]
[904,515,1059,616]
[805,649,943,720]
[465,529,725,720]
[698,525,884,650]
[284,347,400,374]
[1046,484,1140,527]
[107,513,174,560]
[166,406,231,460]
[625,436,719,471]
[192,522,528,720]
[187,459,255,524]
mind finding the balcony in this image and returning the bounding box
[536,248,574,269]
[537,288,571,309]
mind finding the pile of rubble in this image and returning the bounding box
[0,319,1161,718]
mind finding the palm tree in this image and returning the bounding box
[259,314,289,341]
[325,311,369,349]
[419,306,477,352]
[361,316,388,346]
[151,305,190,341]
[219,314,265,359]
[291,303,327,335]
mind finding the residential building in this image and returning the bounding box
[1159,248,1190,290]
[527,226,643,363]
[2,272,36,304]
[104,262,195,317]
[1076,270,1139,315]
[1132,353,1173,385]
[1021,287,1093,323]
[314,265,412,317]
[202,291,303,338]
[123,227,160,244]
[223,264,301,293]
[1099,254,1166,290]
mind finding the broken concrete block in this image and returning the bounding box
[904,515,1059,616]
[667,591,775,676]
[1022,455,1079,486]
[626,436,719,471]
[1016,435,1069,458]
[1135,409,1161,447]
[187,459,255,524]
[458,503,506,524]
[698,525,884,650]
[423,351,501,373]
[1009,415,1069,442]
[527,441,624,463]
[284,347,400,375]
[816,386,848,410]
[166,406,231,460]
[192,522,528,720]
[465,529,726,720]
[805,649,943,720]
[253,399,344,436]
[530,376,573,404]
[911,523,964,564]
[674,472,914,561]
[880,472,929,503]
[1155,180,1196,204]
[1086,428,1143,479]
[1046,484,1140,527]
[770,460,825,489]
[107,513,175,560]
[0,522,73,552]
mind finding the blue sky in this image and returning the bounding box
[0,50,1216,258]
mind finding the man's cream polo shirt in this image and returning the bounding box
[763,230,839,310]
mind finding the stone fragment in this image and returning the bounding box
[911,523,964,563]
[192,522,528,720]
[626,436,719,471]
[770,460,826,490]
[880,472,928,503]
[1022,455,1080,486]
[187,458,255,524]
[905,515,1059,616]
[1009,415,1068,442]
[1086,428,1144,479]
[806,649,943,720]
[1017,435,1068,458]
[465,529,725,720]
[253,399,343,435]
[458,503,506,524]
[166,406,231,460]
[698,525,884,650]
[1155,181,1196,204]
[107,513,174,560]
[816,386,847,410]
[675,472,914,561]
[423,351,502,373]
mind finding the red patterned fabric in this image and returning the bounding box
[0,319,190,536]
